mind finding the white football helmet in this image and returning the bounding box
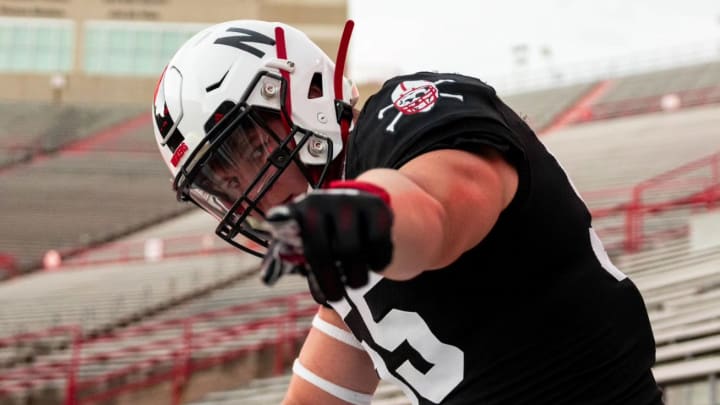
[152,20,358,256]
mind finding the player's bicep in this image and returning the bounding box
[399,147,518,266]
[283,306,379,405]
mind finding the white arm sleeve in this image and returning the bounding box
[292,359,373,405]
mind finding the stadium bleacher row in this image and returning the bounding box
[182,237,720,405]
[0,256,314,404]
[501,82,595,130]
[596,61,720,104]
[0,116,190,274]
[501,60,720,132]
[0,102,145,168]
[0,59,719,404]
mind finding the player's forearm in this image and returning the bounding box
[356,168,450,280]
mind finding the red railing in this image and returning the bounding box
[0,253,17,278]
[587,151,720,252]
[0,292,316,405]
[622,152,720,252]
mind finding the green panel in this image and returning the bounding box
[0,22,73,72]
[0,27,11,69]
[84,25,200,76]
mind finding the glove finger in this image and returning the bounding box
[260,241,285,285]
[308,258,345,302]
[306,270,328,305]
[302,210,345,302]
[368,238,393,272]
[328,199,370,288]
[342,260,369,289]
[264,205,303,249]
[360,206,394,272]
[332,199,361,258]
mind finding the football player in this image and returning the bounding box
[153,20,663,405]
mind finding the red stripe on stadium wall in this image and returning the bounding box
[539,80,614,135]
[62,113,152,154]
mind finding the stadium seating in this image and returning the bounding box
[543,104,720,191]
[618,239,720,404]
[0,118,191,274]
[1,59,719,404]
[582,61,720,122]
[0,252,259,357]
[500,82,595,131]
[0,102,145,167]
[596,61,720,105]
[0,250,318,404]
[542,104,720,252]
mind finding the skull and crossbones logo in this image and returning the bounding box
[378,79,464,132]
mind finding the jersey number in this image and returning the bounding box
[347,276,464,404]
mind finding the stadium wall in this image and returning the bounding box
[0,0,346,105]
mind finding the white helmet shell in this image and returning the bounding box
[152,20,357,179]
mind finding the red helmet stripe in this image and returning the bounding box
[153,65,168,104]
[334,20,354,144]
[274,26,292,130]
[333,20,354,102]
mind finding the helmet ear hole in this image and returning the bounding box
[204,100,237,134]
[308,72,323,99]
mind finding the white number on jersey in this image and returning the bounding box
[332,273,464,404]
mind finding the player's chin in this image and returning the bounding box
[260,195,295,213]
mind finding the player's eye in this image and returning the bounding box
[250,144,264,160]
[224,176,241,189]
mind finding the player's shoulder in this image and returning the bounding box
[361,71,497,116]
[354,71,505,139]
[346,71,517,177]
[378,71,495,93]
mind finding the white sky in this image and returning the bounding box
[347,0,720,86]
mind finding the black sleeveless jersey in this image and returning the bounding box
[328,72,663,405]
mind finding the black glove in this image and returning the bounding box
[260,181,394,302]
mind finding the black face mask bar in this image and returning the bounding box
[173,71,333,257]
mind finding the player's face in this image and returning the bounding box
[188,108,309,222]
[221,113,308,214]
[211,126,307,215]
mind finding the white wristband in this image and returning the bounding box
[292,359,373,405]
[312,313,363,350]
